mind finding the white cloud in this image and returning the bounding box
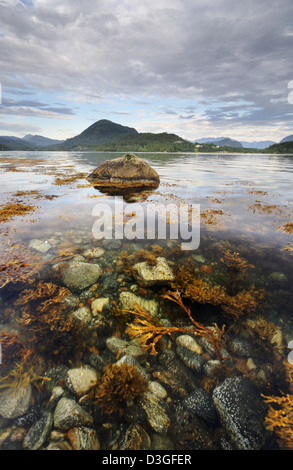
[0,0,292,140]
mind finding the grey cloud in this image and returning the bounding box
[0,0,292,130]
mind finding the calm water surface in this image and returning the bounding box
[0,151,292,450]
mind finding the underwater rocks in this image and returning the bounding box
[119,291,159,316]
[180,388,218,425]
[133,257,175,287]
[53,260,102,292]
[106,336,147,362]
[0,385,32,419]
[212,377,267,450]
[138,391,170,435]
[66,367,99,396]
[23,412,53,450]
[87,153,160,193]
[91,297,109,315]
[175,334,205,373]
[29,238,51,253]
[53,398,94,431]
[67,426,100,450]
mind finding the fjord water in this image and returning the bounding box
[0,150,293,450]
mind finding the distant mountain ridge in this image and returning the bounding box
[280,134,293,143]
[195,137,243,148]
[0,120,292,153]
[23,134,64,147]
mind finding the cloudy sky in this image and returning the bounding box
[0,0,293,142]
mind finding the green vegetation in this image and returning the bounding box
[265,141,293,154]
[0,119,292,154]
[94,132,196,152]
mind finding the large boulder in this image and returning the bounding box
[87,153,160,192]
[212,377,268,450]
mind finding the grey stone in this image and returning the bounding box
[71,306,92,325]
[23,412,53,450]
[54,261,102,292]
[133,257,175,287]
[0,384,32,419]
[106,336,147,361]
[119,291,159,317]
[66,367,99,396]
[212,377,267,450]
[53,398,93,431]
[181,388,218,424]
[29,238,51,253]
[67,426,100,450]
[139,391,170,435]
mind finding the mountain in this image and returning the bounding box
[240,140,276,149]
[280,134,293,143]
[195,137,243,148]
[0,136,36,150]
[22,134,64,147]
[59,119,138,149]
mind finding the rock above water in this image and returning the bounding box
[54,260,102,292]
[87,153,160,192]
[212,377,267,450]
[133,257,175,287]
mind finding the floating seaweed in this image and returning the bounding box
[0,202,37,223]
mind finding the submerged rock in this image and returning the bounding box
[212,377,267,450]
[91,297,109,315]
[23,412,53,450]
[106,336,147,362]
[53,398,94,431]
[67,426,100,450]
[119,424,151,450]
[66,367,99,396]
[181,388,218,425]
[53,260,102,292]
[119,291,159,316]
[87,153,160,193]
[0,385,32,419]
[29,238,51,253]
[133,257,175,287]
[139,391,170,435]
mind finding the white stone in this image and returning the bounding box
[119,291,159,317]
[83,247,105,259]
[133,257,175,286]
[176,334,203,355]
[29,238,51,253]
[91,297,109,315]
[67,367,99,396]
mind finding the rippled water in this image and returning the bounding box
[0,151,292,450]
